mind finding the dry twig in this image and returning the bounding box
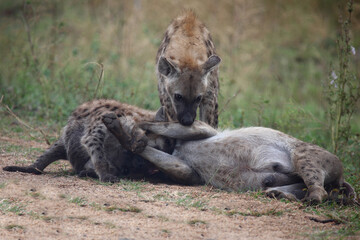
[219,88,241,115]
[83,62,105,99]
[0,96,51,145]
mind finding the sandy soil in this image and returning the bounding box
[0,136,347,240]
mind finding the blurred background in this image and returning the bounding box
[0,0,359,145]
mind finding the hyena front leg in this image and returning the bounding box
[102,113,148,153]
[138,121,217,141]
[142,106,217,140]
[81,121,118,182]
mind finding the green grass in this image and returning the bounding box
[67,216,89,221]
[153,192,170,201]
[152,191,209,210]
[102,221,117,229]
[187,219,207,226]
[89,202,142,213]
[27,191,43,199]
[27,210,58,222]
[161,229,171,235]
[303,201,360,238]
[226,208,285,217]
[0,199,26,215]
[175,194,208,210]
[68,196,87,206]
[0,143,44,160]
[158,215,170,222]
[5,224,24,231]
[117,179,147,192]
[103,205,142,213]
[68,196,142,214]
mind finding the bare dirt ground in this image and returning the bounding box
[0,135,350,240]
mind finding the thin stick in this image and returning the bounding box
[308,217,341,225]
[219,88,241,115]
[20,4,37,64]
[83,62,105,99]
[0,96,51,145]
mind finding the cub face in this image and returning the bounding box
[158,55,221,126]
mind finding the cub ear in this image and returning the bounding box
[158,57,179,77]
[202,55,221,74]
[154,106,168,122]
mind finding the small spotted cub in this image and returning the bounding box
[3,99,174,182]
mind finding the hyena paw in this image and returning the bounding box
[130,129,148,153]
[102,112,121,130]
[100,174,119,183]
[265,189,298,201]
[102,112,148,153]
[102,112,131,149]
[304,186,328,204]
[78,169,98,179]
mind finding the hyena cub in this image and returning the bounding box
[3,99,174,182]
[156,10,221,127]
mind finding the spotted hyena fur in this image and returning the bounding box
[156,10,221,127]
[3,99,174,182]
[103,116,356,203]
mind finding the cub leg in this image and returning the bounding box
[3,140,67,174]
[81,122,118,182]
[102,113,148,153]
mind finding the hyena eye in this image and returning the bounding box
[195,95,202,103]
[174,94,183,101]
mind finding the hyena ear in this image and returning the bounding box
[158,57,179,77]
[202,55,221,74]
[154,106,168,122]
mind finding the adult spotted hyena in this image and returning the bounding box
[156,10,221,127]
[103,114,356,203]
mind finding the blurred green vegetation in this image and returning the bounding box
[0,0,359,236]
[1,0,358,129]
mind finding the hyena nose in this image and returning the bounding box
[180,112,195,126]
